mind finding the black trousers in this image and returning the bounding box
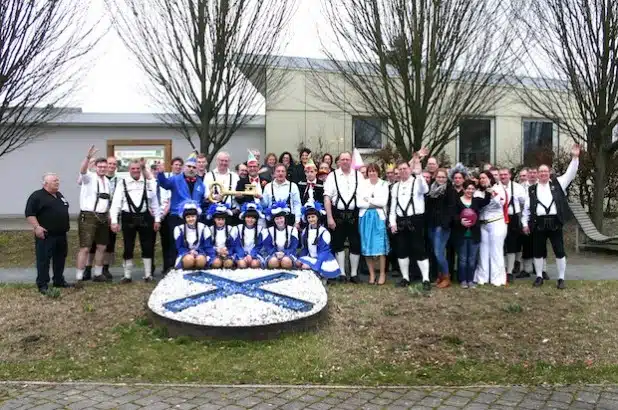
[154,214,174,272]
[393,215,428,261]
[532,226,566,259]
[35,234,68,288]
[121,212,155,260]
[330,210,361,254]
[505,214,522,253]
[167,214,185,265]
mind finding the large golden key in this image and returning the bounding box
[208,181,259,203]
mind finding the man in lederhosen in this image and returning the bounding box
[110,160,161,283]
[518,166,548,279]
[83,156,118,281]
[151,163,173,275]
[76,146,112,285]
[205,151,240,224]
[389,154,431,291]
[262,163,302,228]
[324,151,362,283]
[384,163,400,277]
[499,167,527,284]
[522,144,580,289]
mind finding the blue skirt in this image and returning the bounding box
[359,209,390,256]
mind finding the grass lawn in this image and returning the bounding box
[0,231,162,268]
[1,279,618,385]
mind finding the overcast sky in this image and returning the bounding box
[77,0,328,113]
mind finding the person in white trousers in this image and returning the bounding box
[474,171,508,286]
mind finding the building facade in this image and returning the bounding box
[1,112,264,216]
[255,56,575,167]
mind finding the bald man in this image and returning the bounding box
[25,173,72,293]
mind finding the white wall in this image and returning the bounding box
[0,124,264,216]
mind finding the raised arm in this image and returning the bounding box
[80,145,98,175]
[557,144,580,191]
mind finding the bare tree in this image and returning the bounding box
[106,0,296,164]
[0,0,100,158]
[309,0,516,160]
[513,0,618,229]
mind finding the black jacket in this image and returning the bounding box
[451,193,491,245]
[297,180,324,205]
[235,175,271,206]
[426,184,458,229]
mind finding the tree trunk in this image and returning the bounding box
[591,150,608,231]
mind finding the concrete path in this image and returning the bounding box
[1,382,617,409]
[2,255,618,284]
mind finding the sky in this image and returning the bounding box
[77,0,329,113]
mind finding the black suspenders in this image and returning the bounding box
[123,179,147,213]
[396,177,416,216]
[333,171,358,210]
[271,182,293,207]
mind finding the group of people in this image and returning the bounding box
[24,142,580,295]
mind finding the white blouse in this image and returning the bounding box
[479,185,506,221]
[356,178,389,220]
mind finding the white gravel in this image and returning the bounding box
[147,269,328,327]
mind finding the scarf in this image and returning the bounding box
[427,181,447,198]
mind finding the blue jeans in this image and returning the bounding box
[458,238,480,283]
[429,226,451,274]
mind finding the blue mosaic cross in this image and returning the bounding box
[163,271,314,313]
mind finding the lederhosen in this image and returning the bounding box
[528,177,569,259]
[393,177,427,261]
[505,182,522,254]
[330,172,361,254]
[79,177,111,247]
[89,176,116,253]
[271,182,296,226]
[120,179,154,260]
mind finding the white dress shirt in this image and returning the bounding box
[522,158,579,225]
[205,169,240,208]
[479,185,506,221]
[78,171,111,213]
[357,178,389,220]
[324,169,362,210]
[154,180,171,217]
[388,175,429,227]
[110,177,161,224]
[262,180,302,223]
[501,181,527,215]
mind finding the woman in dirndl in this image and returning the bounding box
[357,163,390,285]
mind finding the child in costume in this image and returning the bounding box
[174,201,214,270]
[262,201,299,269]
[207,203,239,269]
[235,203,265,269]
[297,201,341,280]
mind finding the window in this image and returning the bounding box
[458,118,491,166]
[353,117,383,150]
[523,120,554,165]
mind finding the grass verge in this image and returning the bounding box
[1,280,618,385]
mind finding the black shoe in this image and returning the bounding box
[422,281,431,291]
[507,273,514,284]
[52,281,73,288]
[143,276,154,282]
[337,276,348,284]
[542,271,550,280]
[83,266,92,281]
[397,279,410,287]
[557,279,566,289]
[102,266,113,281]
[516,270,531,278]
[120,278,132,284]
[92,275,107,283]
[533,276,544,287]
[513,261,521,274]
[38,286,48,295]
[349,276,360,284]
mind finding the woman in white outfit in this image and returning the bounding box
[474,171,508,286]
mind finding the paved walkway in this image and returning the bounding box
[1,382,617,409]
[2,255,618,284]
